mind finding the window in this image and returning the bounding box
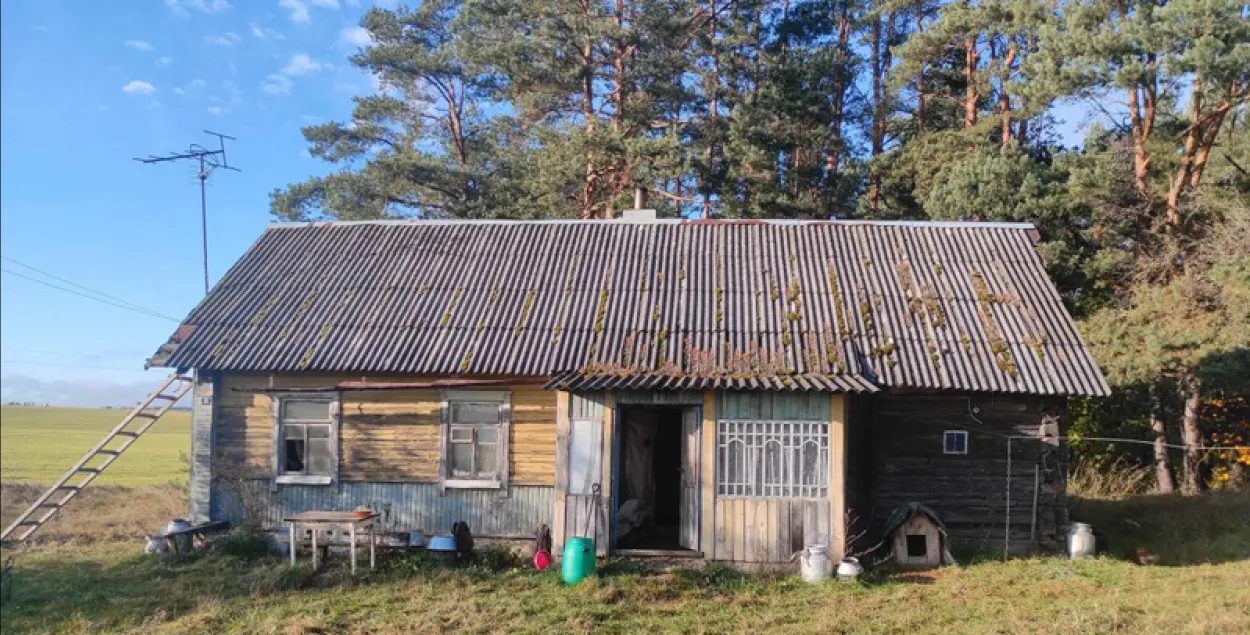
[943,430,968,455]
[442,391,510,489]
[716,420,828,498]
[274,394,338,485]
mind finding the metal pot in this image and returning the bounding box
[836,557,864,580]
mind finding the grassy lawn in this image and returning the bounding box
[1,491,1247,633]
[1,536,1247,633]
[0,406,190,486]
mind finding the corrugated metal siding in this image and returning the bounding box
[212,481,553,537]
[152,220,1108,396]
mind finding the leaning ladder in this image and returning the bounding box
[0,372,195,543]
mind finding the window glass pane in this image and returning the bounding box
[450,443,473,475]
[284,438,306,473]
[451,402,498,424]
[476,443,498,477]
[450,426,472,442]
[307,424,331,439]
[307,437,332,475]
[477,425,499,444]
[284,400,331,421]
[284,422,306,439]
[717,420,829,498]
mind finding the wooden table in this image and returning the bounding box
[284,511,377,575]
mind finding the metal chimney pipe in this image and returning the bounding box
[633,187,647,210]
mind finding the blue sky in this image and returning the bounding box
[0,0,1096,405]
[1,0,387,403]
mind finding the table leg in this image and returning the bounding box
[311,527,318,570]
[369,521,376,571]
[289,523,296,567]
[350,524,358,576]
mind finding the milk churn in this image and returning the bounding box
[1068,522,1096,559]
[800,545,832,583]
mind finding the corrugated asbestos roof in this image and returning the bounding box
[149,219,1110,396]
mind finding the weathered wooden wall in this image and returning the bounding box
[213,480,553,538]
[861,393,1068,553]
[711,391,839,563]
[212,373,557,486]
[711,498,830,562]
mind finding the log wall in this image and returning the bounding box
[860,393,1068,553]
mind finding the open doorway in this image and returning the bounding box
[614,405,699,552]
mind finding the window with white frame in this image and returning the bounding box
[943,430,969,455]
[274,394,338,485]
[442,391,510,489]
[716,420,829,498]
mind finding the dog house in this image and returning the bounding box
[884,504,953,568]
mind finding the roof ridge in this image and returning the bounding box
[266,219,1037,230]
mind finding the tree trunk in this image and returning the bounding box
[1149,384,1176,494]
[1179,376,1204,496]
[999,42,1016,146]
[963,33,978,129]
[1166,76,1205,228]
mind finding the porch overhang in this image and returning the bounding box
[543,371,879,393]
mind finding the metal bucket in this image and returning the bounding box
[164,518,192,553]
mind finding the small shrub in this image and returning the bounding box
[473,544,524,572]
[673,563,749,592]
[597,558,649,577]
[212,527,270,560]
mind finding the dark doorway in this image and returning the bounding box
[615,406,685,550]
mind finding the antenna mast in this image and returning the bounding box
[135,131,240,295]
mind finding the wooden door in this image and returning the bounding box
[679,407,700,550]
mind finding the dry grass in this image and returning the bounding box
[1,483,187,545]
[1068,457,1155,500]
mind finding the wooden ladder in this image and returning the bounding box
[0,372,195,543]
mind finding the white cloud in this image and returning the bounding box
[203,31,241,46]
[278,0,310,23]
[309,0,340,7]
[173,87,186,96]
[165,0,230,16]
[282,53,323,76]
[340,26,373,48]
[189,79,207,89]
[208,81,241,115]
[156,56,173,67]
[122,80,155,95]
[31,25,49,32]
[125,40,153,51]
[262,74,292,95]
[248,22,284,40]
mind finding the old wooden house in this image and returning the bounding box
[148,217,1108,563]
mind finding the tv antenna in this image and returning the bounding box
[135,130,240,295]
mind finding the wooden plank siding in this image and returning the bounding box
[711,498,829,562]
[710,391,836,563]
[212,373,557,486]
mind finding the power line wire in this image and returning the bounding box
[0,268,179,322]
[0,359,148,372]
[1,256,167,315]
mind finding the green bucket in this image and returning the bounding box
[561,537,596,585]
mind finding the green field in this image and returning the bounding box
[0,406,190,486]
